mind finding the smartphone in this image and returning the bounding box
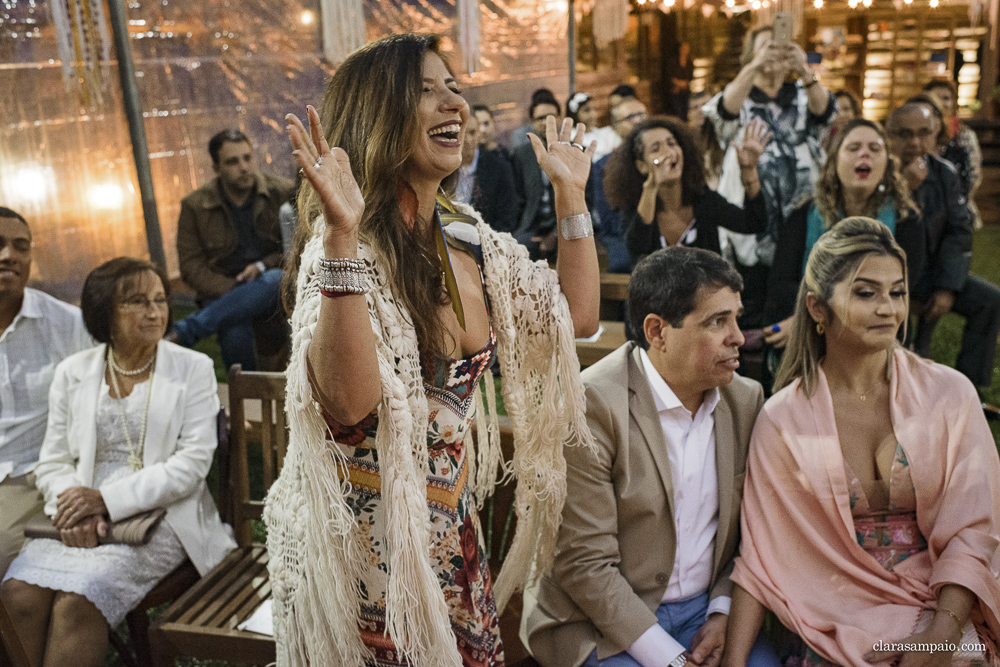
[773,12,794,44]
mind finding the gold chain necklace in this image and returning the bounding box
[107,348,155,472]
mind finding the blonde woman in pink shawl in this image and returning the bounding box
[722,216,1000,667]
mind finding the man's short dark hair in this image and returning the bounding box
[472,104,493,118]
[529,92,560,120]
[0,206,29,234]
[626,247,744,349]
[208,128,251,165]
[610,84,637,100]
[81,257,172,344]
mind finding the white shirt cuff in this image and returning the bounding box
[627,623,686,667]
[255,261,267,274]
[706,595,731,618]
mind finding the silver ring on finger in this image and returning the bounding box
[572,142,586,151]
[314,156,323,169]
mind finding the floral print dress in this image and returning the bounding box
[324,323,504,667]
[797,442,984,667]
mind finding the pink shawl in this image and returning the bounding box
[733,349,1000,665]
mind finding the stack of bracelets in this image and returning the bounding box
[318,257,367,297]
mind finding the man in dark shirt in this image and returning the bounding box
[172,128,295,371]
[511,94,563,260]
[888,103,1000,388]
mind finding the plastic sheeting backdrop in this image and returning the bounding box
[0,0,569,299]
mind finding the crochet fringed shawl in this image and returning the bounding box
[263,205,595,666]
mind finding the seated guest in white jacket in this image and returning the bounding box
[0,257,236,667]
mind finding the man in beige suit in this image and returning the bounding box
[522,247,781,667]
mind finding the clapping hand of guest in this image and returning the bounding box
[528,116,597,194]
[736,118,772,170]
[59,514,108,549]
[286,105,366,250]
[54,486,108,529]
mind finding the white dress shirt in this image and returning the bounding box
[0,288,92,481]
[627,348,730,667]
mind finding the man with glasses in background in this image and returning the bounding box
[886,102,1000,395]
[0,207,91,577]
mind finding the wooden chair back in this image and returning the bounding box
[227,364,288,547]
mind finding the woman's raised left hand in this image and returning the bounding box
[528,116,596,193]
[54,486,108,529]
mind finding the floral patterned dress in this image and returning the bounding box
[324,324,504,667]
[797,442,984,667]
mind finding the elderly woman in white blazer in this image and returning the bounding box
[1,258,235,667]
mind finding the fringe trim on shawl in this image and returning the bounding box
[472,372,508,507]
[266,207,594,662]
[472,212,596,613]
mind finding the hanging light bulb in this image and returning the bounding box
[848,0,858,8]
[862,0,872,6]
[663,0,674,9]
[726,0,735,6]
[751,0,761,8]
[929,0,938,6]
[761,0,770,6]
[813,0,823,7]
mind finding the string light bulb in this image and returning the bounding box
[862,0,871,6]
[929,0,938,6]
[813,0,823,6]
[761,0,769,6]
[726,0,735,6]
[751,0,761,8]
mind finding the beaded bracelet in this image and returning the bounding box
[318,257,367,296]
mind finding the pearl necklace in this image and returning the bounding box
[108,348,156,376]
[107,347,155,472]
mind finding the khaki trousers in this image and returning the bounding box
[0,473,45,579]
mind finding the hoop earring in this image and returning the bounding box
[816,322,825,335]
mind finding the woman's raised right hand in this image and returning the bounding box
[286,106,366,247]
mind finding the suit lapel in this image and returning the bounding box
[144,341,182,466]
[627,346,675,518]
[713,396,735,574]
[65,346,107,486]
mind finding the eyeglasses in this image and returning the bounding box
[889,128,934,140]
[119,296,170,311]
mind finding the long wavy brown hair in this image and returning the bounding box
[814,119,917,229]
[603,116,706,212]
[284,34,452,369]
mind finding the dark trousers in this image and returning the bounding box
[913,275,1000,387]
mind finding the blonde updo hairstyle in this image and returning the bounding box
[773,216,909,396]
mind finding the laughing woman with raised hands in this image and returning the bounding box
[263,34,600,667]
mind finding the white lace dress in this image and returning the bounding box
[3,379,188,626]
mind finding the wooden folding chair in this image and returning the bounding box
[150,365,286,666]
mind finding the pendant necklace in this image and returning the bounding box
[107,347,156,471]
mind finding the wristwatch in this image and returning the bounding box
[669,654,689,667]
[803,71,820,88]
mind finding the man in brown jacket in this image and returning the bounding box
[521,248,781,667]
[171,128,294,370]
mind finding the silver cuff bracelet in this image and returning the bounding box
[318,257,367,295]
[560,213,594,241]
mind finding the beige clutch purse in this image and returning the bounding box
[24,508,167,546]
